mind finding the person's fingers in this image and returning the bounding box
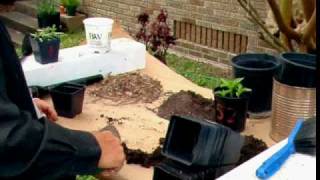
[33,98,58,121]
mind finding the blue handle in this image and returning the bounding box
[256,120,304,179]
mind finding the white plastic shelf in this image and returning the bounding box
[22,38,146,87]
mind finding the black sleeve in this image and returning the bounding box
[0,88,102,178]
[0,21,101,178]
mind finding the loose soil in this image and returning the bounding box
[124,91,268,170]
[157,90,215,121]
[237,135,268,165]
[123,138,165,168]
[123,136,267,168]
[91,73,162,104]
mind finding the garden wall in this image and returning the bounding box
[80,0,276,67]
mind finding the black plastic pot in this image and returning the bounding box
[50,83,85,118]
[276,53,316,88]
[162,116,244,167]
[30,37,60,64]
[214,88,249,132]
[153,160,217,180]
[66,6,77,16]
[231,54,280,117]
[37,12,61,29]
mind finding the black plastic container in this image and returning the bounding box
[37,12,61,29]
[213,89,249,132]
[231,54,280,118]
[50,83,85,118]
[30,37,60,64]
[276,53,316,88]
[162,116,244,167]
[153,160,217,180]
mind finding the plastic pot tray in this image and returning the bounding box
[162,116,244,167]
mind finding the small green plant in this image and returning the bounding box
[37,0,58,17]
[61,0,80,7]
[215,78,251,98]
[31,26,63,42]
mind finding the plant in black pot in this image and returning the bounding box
[61,0,80,16]
[214,78,251,132]
[30,26,63,64]
[37,0,61,29]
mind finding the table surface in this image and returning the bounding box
[50,21,277,180]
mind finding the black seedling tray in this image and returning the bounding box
[50,83,85,118]
[162,116,244,167]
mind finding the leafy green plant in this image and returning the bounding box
[215,78,251,98]
[61,0,80,7]
[37,0,58,17]
[31,26,63,42]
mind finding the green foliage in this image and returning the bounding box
[215,78,251,98]
[60,30,85,48]
[31,26,63,42]
[76,175,98,180]
[37,0,58,17]
[166,53,230,89]
[61,0,80,7]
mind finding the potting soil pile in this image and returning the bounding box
[90,72,162,104]
[157,90,215,121]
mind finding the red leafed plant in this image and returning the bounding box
[136,9,176,64]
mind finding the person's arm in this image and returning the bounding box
[0,90,102,178]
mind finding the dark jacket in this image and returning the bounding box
[0,21,101,179]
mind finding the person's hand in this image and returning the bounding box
[92,131,125,177]
[33,98,58,122]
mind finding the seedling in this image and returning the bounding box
[215,78,251,98]
[31,26,63,42]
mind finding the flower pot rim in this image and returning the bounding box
[50,84,85,96]
[280,52,316,71]
[231,53,280,72]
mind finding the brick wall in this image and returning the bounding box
[80,0,276,67]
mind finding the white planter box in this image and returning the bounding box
[22,38,146,87]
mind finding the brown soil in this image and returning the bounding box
[91,73,162,104]
[123,138,165,168]
[157,90,215,121]
[237,135,268,165]
[123,135,267,168]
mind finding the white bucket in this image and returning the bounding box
[83,17,114,53]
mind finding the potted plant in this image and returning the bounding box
[231,54,280,118]
[61,0,80,16]
[214,78,251,132]
[30,26,63,64]
[37,0,61,29]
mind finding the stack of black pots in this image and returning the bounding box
[153,116,244,180]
